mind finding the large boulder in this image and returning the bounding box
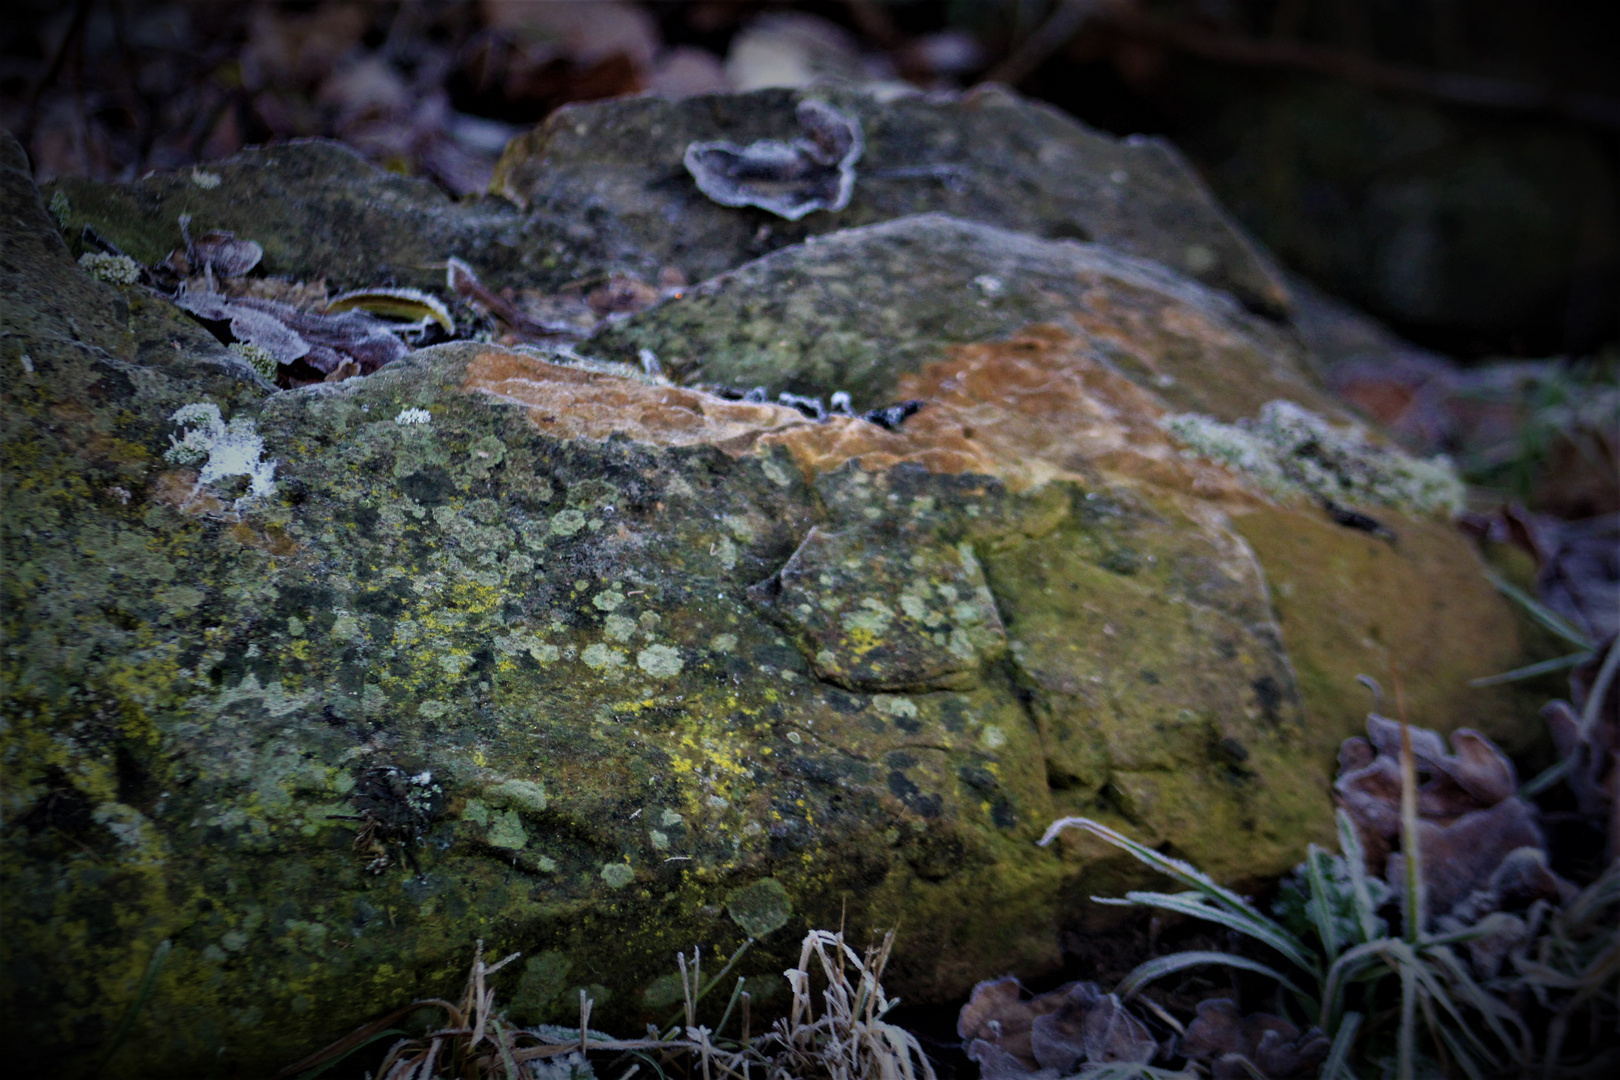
[2,87,1536,1077]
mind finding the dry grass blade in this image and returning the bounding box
[270,999,463,1080]
[760,929,936,1080]
[277,929,940,1080]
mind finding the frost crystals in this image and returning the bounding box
[164,403,277,499]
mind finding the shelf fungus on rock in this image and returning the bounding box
[684,98,863,220]
[748,526,1007,692]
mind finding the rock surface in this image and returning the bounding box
[592,213,1331,416]
[493,85,1293,315]
[2,88,1536,1077]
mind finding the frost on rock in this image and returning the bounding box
[1161,400,1464,515]
[163,403,277,498]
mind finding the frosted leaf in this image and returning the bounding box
[684,99,863,220]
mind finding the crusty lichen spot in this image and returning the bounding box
[551,509,587,536]
[600,862,635,888]
[637,644,684,677]
[726,877,792,938]
[487,809,528,849]
[1161,400,1464,514]
[582,643,626,670]
[485,778,547,813]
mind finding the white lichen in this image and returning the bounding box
[77,251,141,285]
[1161,400,1464,515]
[636,644,684,678]
[581,643,626,671]
[164,402,277,499]
[191,167,222,189]
[600,862,635,888]
[394,407,432,425]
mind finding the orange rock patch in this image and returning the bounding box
[464,349,812,454]
[465,333,1254,501]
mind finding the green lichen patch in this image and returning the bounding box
[1162,400,1465,514]
[751,525,1006,692]
[592,215,1327,417]
[726,877,793,938]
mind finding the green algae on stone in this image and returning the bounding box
[1231,506,1537,757]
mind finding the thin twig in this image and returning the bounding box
[985,0,1102,87]
[1099,7,1620,131]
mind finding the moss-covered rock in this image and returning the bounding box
[591,213,1331,416]
[3,106,1537,1079]
[43,138,575,296]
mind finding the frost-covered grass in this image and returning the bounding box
[1161,400,1464,515]
[277,929,933,1080]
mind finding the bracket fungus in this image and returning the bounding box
[684,98,863,220]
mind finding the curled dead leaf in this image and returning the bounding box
[190,230,264,278]
[684,99,863,220]
[958,976,1157,1077]
[326,287,455,333]
[1179,999,1329,1080]
[1335,715,1571,926]
[171,289,407,384]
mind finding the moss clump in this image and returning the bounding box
[1162,400,1464,514]
[77,251,141,284]
[228,342,279,380]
